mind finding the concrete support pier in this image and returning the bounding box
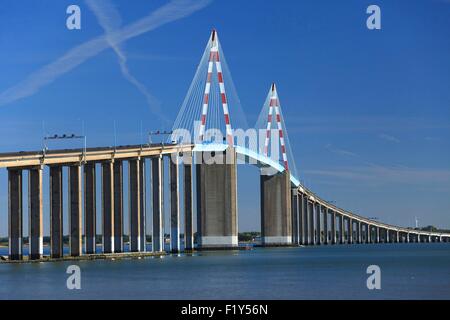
[315,203,321,245]
[331,211,336,245]
[323,207,328,245]
[84,163,96,254]
[68,165,82,257]
[260,170,292,246]
[299,194,305,245]
[50,166,63,258]
[8,169,23,260]
[152,156,164,252]
[102,161,114,253]
[348,218,353,244]
[308,201,314,245]
[291,191,299,245]
[197,149,238,249]
[357,221,362,244]
[184,159,194,251]
[128,159,141,252]
[304,198,310,245]
[339,214,344,244]
[170,156,180,253]
[139,160,146,252]
[28,167,43,260]
[113,161,123,253]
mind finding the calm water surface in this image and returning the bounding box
[1,243,449,299]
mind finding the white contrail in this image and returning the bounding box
[0,0,211,109]
[85,0,168,123]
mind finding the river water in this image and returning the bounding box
[1,243,449,299]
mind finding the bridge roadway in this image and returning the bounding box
[0,143,449,262]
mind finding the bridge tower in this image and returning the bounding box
[259,84,293,246]
[194,30,238,249]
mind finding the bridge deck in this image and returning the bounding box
[0,142,448,239]
[0,143,193,168]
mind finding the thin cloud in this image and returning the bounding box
[305,165,450,186]
[0,0,211,108]
[378,133,400,143]
[287,115,450,134]
[85,0,169,124]
[325,144,359,158]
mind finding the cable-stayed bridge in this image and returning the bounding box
[0,30,449,262]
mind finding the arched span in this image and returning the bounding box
[192,142,450,240]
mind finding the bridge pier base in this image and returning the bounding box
[197,149,238,249]
[260,170,292,246]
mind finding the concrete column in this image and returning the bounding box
[170,155,180,253]
[331,211,336,244]
[428,235,431,243]
[323,207,328,245]
[386,229,390,243]
[184,160,194,251]
[8,169,23,260]
[348,218,353,244]
[28,167,43,260]
[376,227,380,243]
[298,194,304,245]
[84,163,96,254]
[260,171,292,246]
[396,231,400,243]
[308,201,315,245]
[339,214,344,244]
[50,166,63,258]
[139,159,146,252]
[291,191,299,245]
[152,156,164,252]
[113,161,123,253]
[198,149,239,248]
[303,196,309,245]
[128,159,141,252]
[68,165,82,257]
[367,224,372,243]
[357,221,362,244]
[315,203,321,245]
[102,161,114,253]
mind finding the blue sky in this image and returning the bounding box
[0,0,449,236]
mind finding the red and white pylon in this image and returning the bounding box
[263,83,289,170]
[198,29,233,146]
